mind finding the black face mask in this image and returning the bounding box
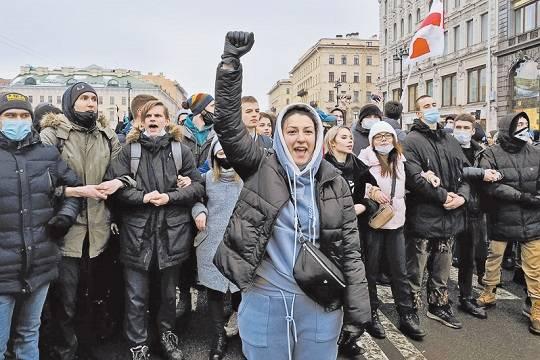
[73,111,97,129]
[201,111,214,126]
[216,157,231,169]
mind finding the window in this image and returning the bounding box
[24,77,36,85]
[367,41,373,47]
[481,13,488,42]
[286,98,290,105]
[512,1,538,35]
[426,79,434,97]
[393,23,397,41]
[57,96,61,104]
[408,14,413,33]
[353,91,359,102]
[98,96,103,105]
[367,56,373,65]
[110,96,115,105]
[385,29,388,45]
[408,84,418,112]
[28,95,33,103]
[40,96,44,103]
[466,19,474,46]
[329,90,334,102]
[366,91,372,103]
[383,58,387,77]
[468,66,486,103]
[366,74,372,83]
[286,88,290,95]
[442,73,457,106]
[341,72,347,82]
[48,96,53,103]
[524,2,537,32]
[444,31,448,54]
[329,72,335,82]
[122,97,127,106]
[341,55,347,65]
[401,19,404,37]
[329,55,335,64]
[416,8,421,23]
[453,25,460,51]
[354,55,359,65]
[354,72,360,83]
[384,0,387,15]
[392,89,400,101]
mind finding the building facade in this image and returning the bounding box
[495,0,540,130]
[269,34,380,126]
[268,79,292,115]
[7,65,187,128]
[378,0,499,130]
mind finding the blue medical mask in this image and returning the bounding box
[422,108,440,125]
[453,130,472,146]
[1,119,32,141]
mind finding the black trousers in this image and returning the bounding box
[206,288,241,337]
[365,227,413,314]
[124,264,180,346]
[457,214,487,299]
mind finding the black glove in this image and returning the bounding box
[47,214,73,242]
[519,193,540,208]
[222,31,254,60]
[337,328,364,357]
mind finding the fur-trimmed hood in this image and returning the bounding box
[125,123,184,144]
[40,112,109,132]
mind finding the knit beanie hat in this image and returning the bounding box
[0,92,33,119]
[65,82,97,109]
[358,104,382,121]
[182,93,214,116]
[368,120,397,144]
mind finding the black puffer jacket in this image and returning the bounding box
[212,61,370,328]
[479,113,540,242]
[352,125,371,155]
[461,140,487,216]
[0,131,81,295]
[107,125,204,270]
[402,120,470,239]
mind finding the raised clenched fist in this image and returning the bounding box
[222,31,255,59]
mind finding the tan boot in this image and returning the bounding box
[530,299,540,335]
[477,285,497,307]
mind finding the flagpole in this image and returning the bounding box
[400,63,414,106]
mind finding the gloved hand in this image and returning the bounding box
[222,31,255,60]
[337,327,365,357]
[519,193,540,208]
[47,214,73,242]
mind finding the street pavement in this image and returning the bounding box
[63,266,538,360]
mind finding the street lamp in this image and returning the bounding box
[334,80,342,107]
[126,80,132,119]
[393,46,409,99]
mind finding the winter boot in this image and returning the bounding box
[129,345,150,360]
[529,299,540,335]
[366,310,386,339]
[477,285,496,308]
[209,330,228,360]
[458,298,487,319]
[399,310,426,340]
[160,331,184,360]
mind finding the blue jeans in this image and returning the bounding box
[0,284,50,360]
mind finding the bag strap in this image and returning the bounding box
[390,171,397,205]
[130,143,142,177]
[171,141,183,174]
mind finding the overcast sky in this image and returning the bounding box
[1,0,379,109]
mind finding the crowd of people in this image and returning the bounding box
[1,31,539,360]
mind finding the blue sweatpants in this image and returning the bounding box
[238,283,342,360]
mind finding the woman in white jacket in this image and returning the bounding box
[358,121,426,341]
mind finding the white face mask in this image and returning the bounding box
[374,144,394,155]
[362,118,379,130]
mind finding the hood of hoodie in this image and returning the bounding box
[497,112,529,153]
[273,103,324,178]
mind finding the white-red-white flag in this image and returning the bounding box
[407,0,444,64]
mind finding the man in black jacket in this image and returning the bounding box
[0,92,81,358]
[403,95,470,330]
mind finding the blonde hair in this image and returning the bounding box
[211,158,240,182]
[324,126,351,156]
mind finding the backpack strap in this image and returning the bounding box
[171,141,183,175]
[130,143,142,178]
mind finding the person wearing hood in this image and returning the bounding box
[358,121,427,341]
[190,138,243,360]
[0,92,81,359]
[352,104,383,154]
[402,95,470,330]
[33,102,62,133]
[175,109,191,125]
[330,107,345,126]
[476,112,540,335]
[106,100,204,359]
[39,82,130,359]
[212,31,370,360]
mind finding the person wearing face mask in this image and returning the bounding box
[106,100,204,359]
[352,104,382,154]
[39,82,131,359]
[476,113,540,335]
[357,121,427,341]
[212,31,370,360]
[0,92,81,359]
[190,139,243,360]
[402,95,471,330]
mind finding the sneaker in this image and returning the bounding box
[160,331,184,360]
[477,285,497,308]
[427,304,463,329]
[224,311,239,337]
[458,298,487,319]
[530,299,540,335]
[399,311,426,340]
[366,310,386,339]
[522,297,531,318]
[129,345,150,360]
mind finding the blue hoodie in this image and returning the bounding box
[256,103,325,294]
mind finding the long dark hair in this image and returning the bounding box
[374,136,403,178]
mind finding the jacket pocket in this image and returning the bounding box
[237,290,269,348]
[165,216,192,256]
[121,218,146,254]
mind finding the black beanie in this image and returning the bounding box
[0,92,34,119]
[64,82,97,110]
[34,103,62,131]
[358,104,382,121]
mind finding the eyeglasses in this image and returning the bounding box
[373,133,393,141]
